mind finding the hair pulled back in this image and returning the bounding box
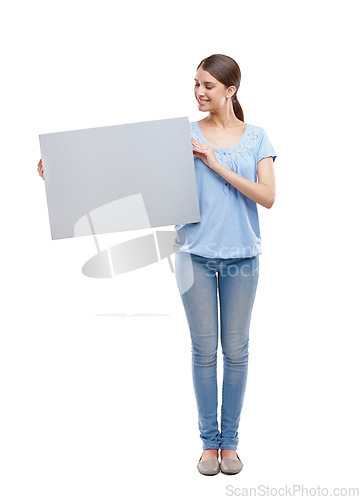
[196,54,244,121]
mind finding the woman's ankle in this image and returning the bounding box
[220,449,238,460]
[200,448,219,461]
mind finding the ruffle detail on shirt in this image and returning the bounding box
[226,127,260,160]
[191,122,201,143]
[190,122,260,158]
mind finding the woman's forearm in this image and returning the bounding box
[211,162,274,209]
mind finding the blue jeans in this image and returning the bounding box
[175,251,259,451]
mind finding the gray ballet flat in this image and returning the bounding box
[197,453,220,476]
[220,453,243,475]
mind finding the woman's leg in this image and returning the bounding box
[175,251,220,450]
[218,256,260,451]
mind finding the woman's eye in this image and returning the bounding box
[194,84,212,89]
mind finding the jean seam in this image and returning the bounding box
[220,353,225,446]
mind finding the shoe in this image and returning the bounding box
[197,452,220,476]
[220,452,243,475]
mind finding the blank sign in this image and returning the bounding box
[39,116,200,240]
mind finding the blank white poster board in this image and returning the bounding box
[39,116,200,240]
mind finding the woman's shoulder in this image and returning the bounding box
[245,123,267,149]
[247,122,264,134]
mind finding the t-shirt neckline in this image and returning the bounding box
[195,121,250,152]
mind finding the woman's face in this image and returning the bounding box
[194,66,233,111]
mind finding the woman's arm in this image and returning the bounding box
[212,156,276,209]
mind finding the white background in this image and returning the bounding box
[1,0,359,498]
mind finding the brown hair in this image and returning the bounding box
[196,54,244,121]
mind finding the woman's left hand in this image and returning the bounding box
[191,139,220,171]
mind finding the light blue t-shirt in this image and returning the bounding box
[173,121,276,259]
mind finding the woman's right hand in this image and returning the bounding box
[37,159,44,180]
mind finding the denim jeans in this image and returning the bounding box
[175,251,259,451]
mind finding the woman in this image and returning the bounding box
[173,54,276,475]
[37,53,276,476]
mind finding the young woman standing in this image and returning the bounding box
[37,53,276,476]
[174,54,276,475]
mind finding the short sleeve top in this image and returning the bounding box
[173,121,276,259]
